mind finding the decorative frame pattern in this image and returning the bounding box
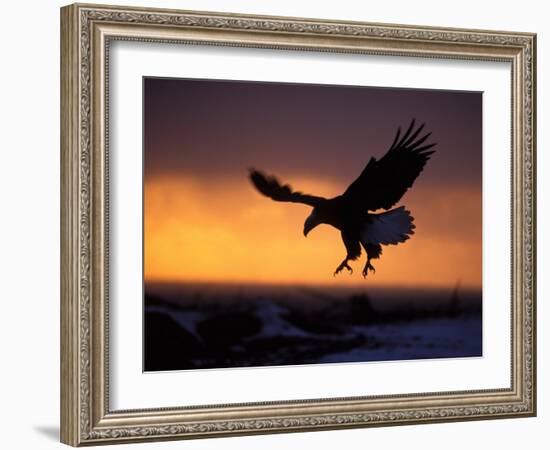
[60,3,536,446]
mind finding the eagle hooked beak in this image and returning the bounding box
[303,212,321,237]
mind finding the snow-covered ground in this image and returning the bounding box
[144,287,482,370]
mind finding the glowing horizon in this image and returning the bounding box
[144,175,481,289]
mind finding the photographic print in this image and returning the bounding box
[143,77,482,372]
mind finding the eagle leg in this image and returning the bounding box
[334,259,353,276]
[362,244,382,278]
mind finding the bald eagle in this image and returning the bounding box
[249,120,436,278]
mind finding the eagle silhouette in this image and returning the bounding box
[249,120,436,278]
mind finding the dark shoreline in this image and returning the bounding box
[144,282,482,372]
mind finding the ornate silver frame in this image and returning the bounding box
[60,3,536,446]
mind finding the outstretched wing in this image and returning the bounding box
[342,119,436,211]
[249,169,325,207]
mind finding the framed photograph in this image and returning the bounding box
[60,3,536,446]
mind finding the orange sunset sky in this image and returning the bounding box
[144,78,482,289]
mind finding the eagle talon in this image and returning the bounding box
[334,261,353,276]
[362,262,376,278]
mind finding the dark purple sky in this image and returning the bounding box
[144,77,481,191]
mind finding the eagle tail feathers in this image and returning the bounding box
[360,206,415,247]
